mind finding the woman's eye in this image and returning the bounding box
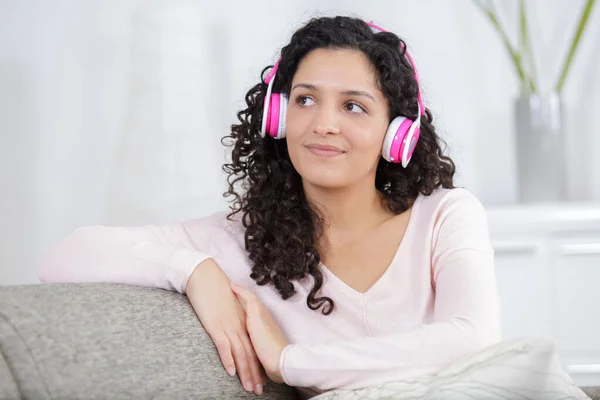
[345,102,366,113]
[296,96,315,107]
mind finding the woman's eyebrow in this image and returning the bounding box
[341,89,375,102]
[291,83,317,91]
[291,83,376,102]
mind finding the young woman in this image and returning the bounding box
[39,16,502,399]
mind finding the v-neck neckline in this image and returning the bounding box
[319,194,421,299]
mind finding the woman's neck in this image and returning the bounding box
[303,178,392,235]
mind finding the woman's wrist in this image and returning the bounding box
[185,257,218,295]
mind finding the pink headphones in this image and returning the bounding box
[260,21,425,168]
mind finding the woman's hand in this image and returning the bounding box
[186,259,265,395]
[231,283,289,384]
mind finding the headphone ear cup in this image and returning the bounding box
[277,93,288,139]
[267,92,281,138]
[382,116,412,163]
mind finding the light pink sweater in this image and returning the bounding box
[38,188,502,397]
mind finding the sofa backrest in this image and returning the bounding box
[0,283,298,399]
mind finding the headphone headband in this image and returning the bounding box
[365,22,424,117]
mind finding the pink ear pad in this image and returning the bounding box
[405,126,421,161]
[267,93,281,138]
[389,118,413,162]
[261,95,270,137]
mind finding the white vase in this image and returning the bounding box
[514,93,567,203]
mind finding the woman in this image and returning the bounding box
[39,16,502,399]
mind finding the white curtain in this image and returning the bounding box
[1,0,599,286]
[106,2,229,226]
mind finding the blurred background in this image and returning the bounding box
[1,0,599,384]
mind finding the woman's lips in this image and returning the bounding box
[305,143,346,157]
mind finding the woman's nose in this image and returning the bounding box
[312,104,341,136]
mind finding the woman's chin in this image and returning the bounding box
[300,169,351,190]
[291,154,353,189]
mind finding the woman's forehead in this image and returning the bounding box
[292,48,380,92]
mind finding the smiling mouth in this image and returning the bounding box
[305,144,346,158]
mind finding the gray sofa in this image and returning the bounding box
[0,283,298,399]
[1,283,599,400]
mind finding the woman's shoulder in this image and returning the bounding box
[417,187,486,216]
[407,188,493,256]
[413,187,489,231]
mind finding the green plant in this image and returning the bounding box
[472,0,597,94]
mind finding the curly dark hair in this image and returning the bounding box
[221,16,455,315]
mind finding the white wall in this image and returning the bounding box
[1,0,599,285]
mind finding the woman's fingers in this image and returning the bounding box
[229,334,255,393]
[231,283,256,311]
[211,331,236,377]
[230,283,288,384]
[240,332,266,394]
[231,283,262,326]
[209,327,265,395]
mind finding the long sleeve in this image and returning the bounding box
[279,190,502,391]
[38,216,219,294]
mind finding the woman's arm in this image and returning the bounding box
[279,191,502,391]
[38,213,267,394]
[38,216,220,294]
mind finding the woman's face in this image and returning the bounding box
[285,48,390,190]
